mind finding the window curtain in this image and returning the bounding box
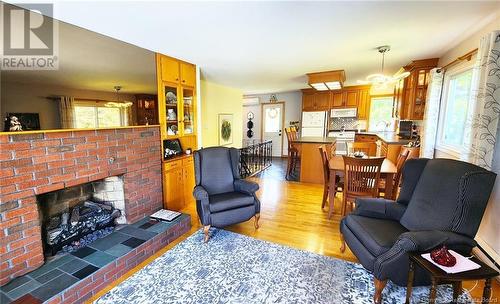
[58,96,75,128]
[420,68,444,158]
[461,31,500,170]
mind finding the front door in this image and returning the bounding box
[262,103,284,157]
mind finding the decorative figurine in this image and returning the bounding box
[9,116,23,131]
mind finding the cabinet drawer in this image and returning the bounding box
[164,160,182,171]
[355,134,378,142]
[182,157,194,167]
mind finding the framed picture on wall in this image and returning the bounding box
[5,113,40,131]
[218,113,233,146]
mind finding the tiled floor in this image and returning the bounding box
[0,215,187,303]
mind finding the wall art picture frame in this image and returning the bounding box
[4,113,41,131]
[218,113,233,146]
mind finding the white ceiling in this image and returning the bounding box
[2,4,157,94]
[6,1,500,95]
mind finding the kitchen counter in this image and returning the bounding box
[290,137,336,184]
[356,131,413,145]
[292,136,337,144]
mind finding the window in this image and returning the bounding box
[264,107,281,133]
[74,101,128,128]
[369,97,393,131]
[437,68,474,152]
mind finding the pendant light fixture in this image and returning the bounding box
[358,46,410,87]
[106,86,133,108]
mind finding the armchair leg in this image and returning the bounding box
[373,278,387,304]
[254,213,260,229]
[203,225,210,243]
[340,233,346,253]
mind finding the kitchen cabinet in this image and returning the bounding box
[302,91,330,111]
[331,91,344,108]
[163,156,195,211]
[301,85,371,115]
[315,92,330,111]
[302,92,316,111]
[343,90,359,107]
[356,89,370,120]
[393,58,438,120]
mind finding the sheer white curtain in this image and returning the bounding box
[461,31,500,170]
[420,68,444,158]
[58,96,75,128]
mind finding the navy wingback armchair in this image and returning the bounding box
[193,147,261,242]
[340,158,496,303]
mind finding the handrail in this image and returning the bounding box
[239,140,272,178]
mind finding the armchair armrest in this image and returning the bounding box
[234,179,259,195]
[193,185,211,226]
[374,230,477,283]
[193,185,209,200]
[396,230,477,252]
[353,198,406,221]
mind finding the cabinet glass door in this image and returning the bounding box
[182,88,195,135]
[165,85,179,137]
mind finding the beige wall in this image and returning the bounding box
[1,82,137,130]
[200,79,243,148]
[438,13,500,67]
[435,15,500,265]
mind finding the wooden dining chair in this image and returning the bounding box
[285,127,300,179]
[378,146,411,198]
[319,145,343,211]
[349,142,374,156]
[341,156,384,217]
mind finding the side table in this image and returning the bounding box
[406,252,499,304]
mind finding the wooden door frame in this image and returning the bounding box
[260,101,286,157]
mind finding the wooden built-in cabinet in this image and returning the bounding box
[393,58,439,120]
[156,53,198,211]
[162,156,195,211]
[302,91,330,111]
[302,85,370,119]
[135,94,158,125]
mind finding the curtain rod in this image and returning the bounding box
[45,97,124,103]
[442,48,478,70]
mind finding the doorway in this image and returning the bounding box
[261,102,285,157]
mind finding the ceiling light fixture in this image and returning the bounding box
[357,46,410,87]
[106,86,133,108]
[307,70,345,91]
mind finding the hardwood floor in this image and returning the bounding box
[89,159,499,303]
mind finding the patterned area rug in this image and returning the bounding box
[96,229,472,304]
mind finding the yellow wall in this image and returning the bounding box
[200,79,243,148]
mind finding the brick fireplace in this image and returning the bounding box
[0,127,163,286]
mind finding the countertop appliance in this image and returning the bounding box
[301,111,327,137]
[331,108,357,118]
[398,120,414,139]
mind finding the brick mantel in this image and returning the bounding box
[0,127,163,286]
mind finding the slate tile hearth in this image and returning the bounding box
[0,214,191,303]
[72,265,99,280]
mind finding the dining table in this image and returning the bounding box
[327,155,398,219]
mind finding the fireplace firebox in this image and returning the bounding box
[37,176,126,256]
